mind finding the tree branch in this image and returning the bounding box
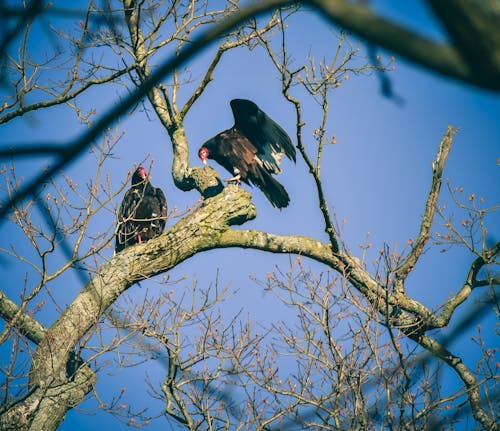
[426,0,500,86]
[0,186,254,429]
[308,0,500,90]
[0,66,136,127]
[0,290,46,344]
[0,0,296,223]
[410,332,499,431]
[217,229,430,325]
[434,241,500,327]
[394,126,455,287]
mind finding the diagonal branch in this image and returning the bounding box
[394,126,455,287]
[0,185,254,430]
[426,0,500,86]
[279,77,340,253]
[434,241,500,327]
[409,331,499,431]
[308,0,500,90]
[180,10,281,119]
[29,185,256,383]
[0,290,46,344]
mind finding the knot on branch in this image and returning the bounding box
[200,183,257,226]
[190,165,224,198]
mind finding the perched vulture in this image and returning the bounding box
[115,166,167,253]
[198,99,295,208]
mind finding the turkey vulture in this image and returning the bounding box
[198,99,295,208]
[115,166,168,253]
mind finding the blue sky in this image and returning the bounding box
[0,1,499,429]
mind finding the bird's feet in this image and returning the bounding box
[224,173,241,185]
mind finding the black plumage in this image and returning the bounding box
[115,166,167,253]
[198,99,295,208]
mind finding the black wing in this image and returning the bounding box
[154,186,168,233]
[230,99,295,173]
[115,188,142,252]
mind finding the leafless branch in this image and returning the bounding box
[394,126,455,288]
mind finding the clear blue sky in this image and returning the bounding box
[0,1,498,429]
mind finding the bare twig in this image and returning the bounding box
[0,0,296,222]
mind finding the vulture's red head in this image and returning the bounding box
[132,166,148,184]
[198,147,209,165]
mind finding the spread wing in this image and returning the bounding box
[198,99,294,208]
[230,98,295,174]
[202,129,290,208]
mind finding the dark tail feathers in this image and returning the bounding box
[252,169,290,208]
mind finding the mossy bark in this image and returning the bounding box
[0,185,256,430]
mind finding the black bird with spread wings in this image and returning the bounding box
[115,166,168,253]
[198,99,295,208]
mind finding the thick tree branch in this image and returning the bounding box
[30,185,256,385]
[426,0,500,86]
[308,0,500,90]
[217,229,434,326]
[0,292,96,431]
[0,186,254,430]
[0,290,46,344]
[123,0,176,128]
